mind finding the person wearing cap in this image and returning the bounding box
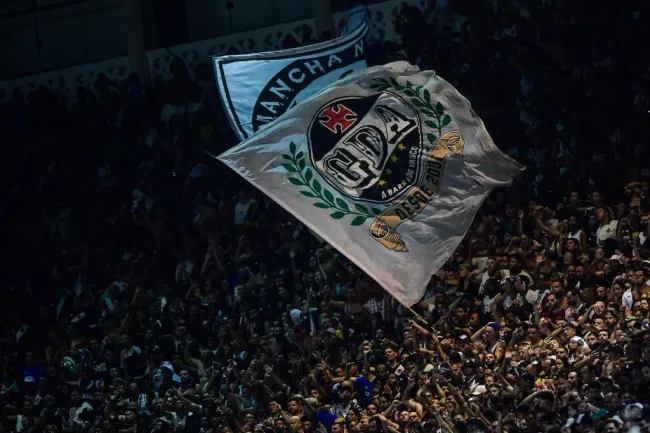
[470,384,487,397]
[329,380,360,423]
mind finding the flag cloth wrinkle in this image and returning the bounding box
[217,61,525,306]
[340,5,367,36]
[213,7,368,141]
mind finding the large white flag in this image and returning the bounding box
[213,6,368,141]
[217,62,525,306]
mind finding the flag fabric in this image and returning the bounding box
[364,297,384,318]
[213,7,368,141]
[217,61,525,306]
[340,5,366,36]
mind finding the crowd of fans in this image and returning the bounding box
[1,0,650,432]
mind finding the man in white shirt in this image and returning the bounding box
[596,207,618,246]
[622,284,634,311]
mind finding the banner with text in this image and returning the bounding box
[213,6,368,141]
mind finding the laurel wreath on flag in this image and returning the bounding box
[282,143,384,226]
[367,76,451,145]
[282,76,452,226]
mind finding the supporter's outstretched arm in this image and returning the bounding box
[300,376,310,398]
[173,388,203,415]
[202,370,220,394]
[447,295,464,316]
[119,312,132,335]
[212,249,227,274]
[295,394,315,417]
[265,366,291,396]
[326,364,354,384]
[468,402,492,431]
[577,304,595,325]
[633,232,650,258]
[573,353,597,370]
[430,375,446,398]
[281,409,291,425]
[534,215,560,238]
[231,365,252,388]
[261,380,282,402]
[225,408,246,433]
[316,247,336,280]
[470,325,486,342]
[579,231,588,253]
[200,249,212,278]
[426,407,454,433]
[447,384,472,417]
[431,334,448,363]
[410,319,430,336]
[377,415,400,433]
[290,250,300,280]
[533,305,541,326]
[468,268,483,285]
[516,211,524,236]
[496,374,514,393]
[552,384,567,412]
[227,326,247,350]
[362,348,370,376]
[306,368,330,400]
[130,287,142,308]
[225,368,245,416]
[499,334,517,375]
[234,236,252,264]
[383,292,391,328]
[401,376,423,419]
[243,360,260,389]
[381,400,401,418]
[448,381,489,428]
[496,410,503,433]
[516,390,542,409]
[491,295,504,324]
[546,325,565,340]
[467,238,474,266]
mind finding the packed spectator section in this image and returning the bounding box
[1,1,649,433]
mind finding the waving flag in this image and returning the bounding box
[213,7,368,141]
[217,62,524,306]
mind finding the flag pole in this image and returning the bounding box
[405,305,426,323]
[398,298,440,336]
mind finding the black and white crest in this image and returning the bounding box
[307,91,423,204]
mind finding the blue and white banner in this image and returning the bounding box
[213,7,368,141]
[340,5,367,36]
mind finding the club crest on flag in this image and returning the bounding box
[218,61,525,306]
[281,77,466,253]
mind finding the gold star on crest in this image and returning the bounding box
[390,155,399,163]
[397,143,406,151]
[385,168,393,175]
[378,179,387,186]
